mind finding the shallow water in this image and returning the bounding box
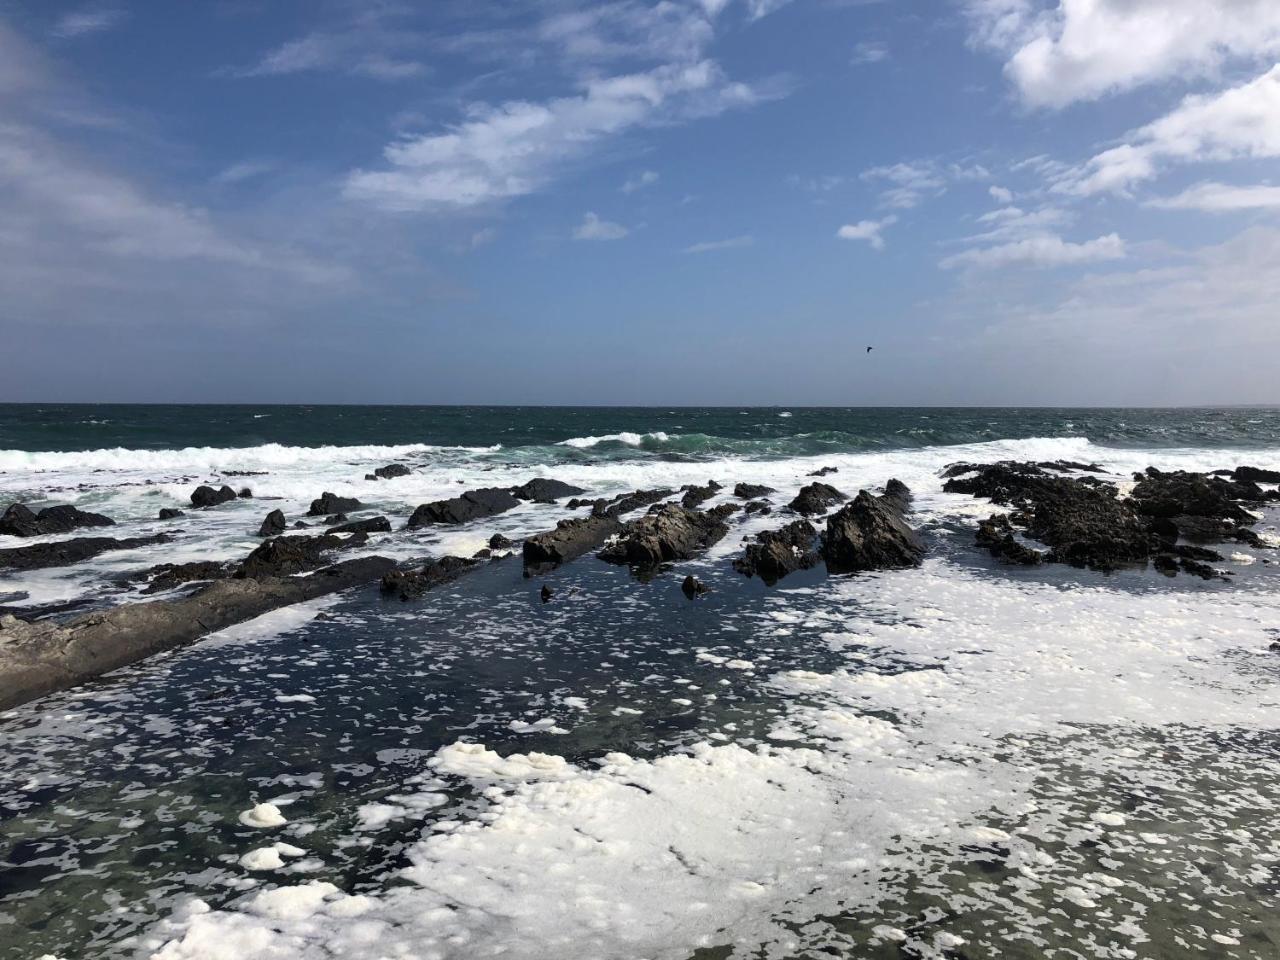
[1,407,1278,959]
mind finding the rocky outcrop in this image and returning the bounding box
[679,481,722,509]
[0,556,395,710]
[807,466,838,477]
[373,463,411,480]
[733,483,775,499]
[572,488,675,519]
[510,478,587,502]
[329,516,391,535]
[406,488,520,527]
[142,560,234,594]
[489,533,514,549]
[191,485,238,509]
[158,508,184,520]
[744,500,772,515]
[258,509,287,537]
[1233,465,1280,484]
[975,515,1042,566]
[0,534,171,572]
[1,503,115,537]
[523,516,622,572]
[307,492,362,517]
[734,520,818,584]
[820,482,925,574]
[788,482,846,516]
[598,504,735,570]
[237,532,369,579]
[381,556,479,600]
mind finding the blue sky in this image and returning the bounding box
[2,0,1279,405]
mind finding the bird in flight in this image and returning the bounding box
[866,346,873,353]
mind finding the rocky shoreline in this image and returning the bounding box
[1,459,1275,710]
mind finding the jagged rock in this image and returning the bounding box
[975,515,1042,566]
[820,482,925,573]
[788,482,846,516]
[258,509,286,537]
[307,492,362,517]
[0,556,395,710]
[158,508,184,520]
[142,561,233,594]
[237,532,369,579]
[0,534,170,572]
[1234,465,1280,484]
[374,463,411,480]
[681,575,709,598]
[807,466,838,477]
[0,503,115,537]
[680,481,722,509]
[744,500,772,515]
[524,515,622,572]
[380,556,479,600]
[598,504,734,569]
[733,483,775,499]
[589,488,675,519]
[1129,468,1260,525]
[191,485,238,509]
[329,516,391,535]
[489,533,514,549]
[735,519,819,584]
[407,488,520,527]
[511,478,587,502]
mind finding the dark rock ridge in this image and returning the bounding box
[808,466,839,477]
[1233,465,1280,484]
[598,503,736,570]
[0,556,395,710]
[407,488,520,527]
[510,478,587,502]
[381,556,479,600]
[258,509,287,537]
[308,492,362,517]
[679,481,722,509]
[523,515,622,572]
[820,480,925,574]
[329,516,392,535]
[568,488,676,519]
[237,531,370,579]
[788,482,847,516]
[734,519,818,585]
[191,485,238,509]
[158,508,184,521]
[142,561,234,594]
[1,503,115,538]
[373,463,412,480]
[0,534,171,572]
[733,483,775,499]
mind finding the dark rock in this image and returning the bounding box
[598,504,734,570]
[0,503,115,538]
[681,575,709,598]
[680,481,722,509]
[788,482,847,516]
[0,556,396,710]
[158,508,184,521]
[734,520,819,585]
[329,516,392,535]
[511,478,587,502]
[472,548,491,559]
[975,515,1043,566]
[191,485,238,509]
[237,488,253,499]
[540,585,554,603]
[1129,468,1259,524]
[374,463,412,480]
[820,483,925,573]
[142,561,233,594]
[0,534,171,572]
[489,533,514,549]
[523,515,622,572]
[807,466,838,477]
[307,492,362,517]
[590,488,675,519]
[1153,554,1179,577]
[258,509,287,537]
[1179,557,1220,580]
[1234,465,1280,484]
[733,483,775,499]
[744,500,772,515]
[237,532,369,579]
[380,556,479,600]
[365,474,378,481]
[407,488,520,527]
[292,521,309,529]
[322,514,350,526]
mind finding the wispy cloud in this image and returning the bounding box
[836,215,897,250]
[573,211,629,240]
[683,234,753,253]
[53,6,127,39]
[213,160,275,185]
[851,41,889,65]
[622,169,660,193]
[989,185,1013,204]
[941,232,1125,270]
[861,162,946,209]
[1148,181,1280,212]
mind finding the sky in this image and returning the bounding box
[2,0,1280,406]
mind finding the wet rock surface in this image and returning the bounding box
[328,516,392,536]
[788,482,847,516]
[381,556,480,600]
[679,481,722,509]
[237,532,370,579]
[258,509,286,537]
[0,534,171,572]
[598,503,735,571]
[820,481,925,574]
[523,515,622,572]
[190,485,238,509]
[733,482,775,499]
[510,478,587,502]
[373,464,411,480]
[407,488,520,527]
[0,503,115,538]
[734,519,819,585]
[307,492,363,517]
[142,561,234,594]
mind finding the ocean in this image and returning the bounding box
[1,405,1278,959]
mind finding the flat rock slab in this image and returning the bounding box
[0,534,171,572]
[523,515,622,572]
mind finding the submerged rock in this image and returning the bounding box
[489,533,514,549]
[0,503,115,538]
[191,485,238,509]
[510,478,587,502]
[820,481,925,574]
[373,463,411,480]
[523,515,622,572]
[307,492,362,517]
[679,481,722,509]
[407,488,520,527]
[258,509,287,537]
[788,482,847,516]
[0,534,171,572]
[598,504,735,570]
[328,516,392,535]
[975,515,1042,566]
[733,482,775,499]
[681,575,709,598]
[158,508,184,521]
[237,532,370,579]
[380,556,479,601]
[807,466,838,477]
[142,560,233,594]
[734,519,819,585]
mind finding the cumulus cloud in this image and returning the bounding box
[1148,181,1280,212]
[966,0,1280,107]
[622,169,659,193]
[573,212,629,240]
[346,61,768,211]
[941,232,1125,270]
[1054,64,1280,196]
[683,234,753,253]
[836,216,897,250]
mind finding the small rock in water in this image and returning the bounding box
[807,466,838,477]
[158,508,184,520]
[540,585,554,603]
[681,575,709,598]
[489,533,514,549]
[190,485,237,509]
[258,509,286,537]
[237,488,253,499]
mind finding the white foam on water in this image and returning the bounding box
[556,431,670,448]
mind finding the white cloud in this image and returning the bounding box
[683,234,753,253]
[989,185,1013,204]
[851,41,889,65]
[941,232,1125,270]
[53,7,127,39]
[969,204,1072,242]
[574,212,629,240]
[1055,64,1280,196]
[1148,181,1280,212]
[346,61,768,211]
[861,162,946,209]
[966,0,1280,107]
[745,0,795,22]
[213,161,275,185]
[836,215,897,250]
[622,169,660,193]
